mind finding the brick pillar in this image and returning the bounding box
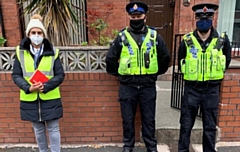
[218,69,240,142]
[0,0,22,46]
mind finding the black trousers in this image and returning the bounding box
[118,84,157,152]
[178,84,220,152]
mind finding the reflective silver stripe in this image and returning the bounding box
[42,71,53,76]
[49,48,57,76]
[24,71,52,77]
[19,49,28,77]
[25,72,34,77]
[18,48,57,77]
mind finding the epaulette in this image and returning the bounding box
[119,27,127,32]
[119,31,129,46]
[214,32,226,50]
[183,32,194,47]
[118,28,127,37]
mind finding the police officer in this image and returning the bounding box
[106,1,170,152]
[178,3,231,152]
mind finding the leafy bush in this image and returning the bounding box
[83,3,118,46]
[0,37,6,46]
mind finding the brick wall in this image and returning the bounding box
[86,0,128,42]
[0,0,22,46]
[218,69,240,142]
[1,70,240,143]
[0,72,141,144]
[87,0,128,32]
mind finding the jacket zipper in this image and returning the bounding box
[139,42,142,74]
[137,48,140,68]
[202,52,206,81]
[38,93,42,121]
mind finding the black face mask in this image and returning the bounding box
[130,19,145,31]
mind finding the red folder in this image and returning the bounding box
[29,69,49,84]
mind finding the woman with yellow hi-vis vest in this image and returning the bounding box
[177,3,232,152]
[12,14,65,152]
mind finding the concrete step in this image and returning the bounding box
[156,128,203,144]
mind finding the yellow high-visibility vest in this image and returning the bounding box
[181,32,226,81]
[16,46,61,101]
[118,28,158,75]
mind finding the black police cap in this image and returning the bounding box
[126,1,148,15]
[192,3,219,18]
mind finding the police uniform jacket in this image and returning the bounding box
[106,26,170,88]
[12,37,65,122]
[178,27,232,87]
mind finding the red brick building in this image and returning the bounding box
[0,0,240,145]
[0,0,219,48]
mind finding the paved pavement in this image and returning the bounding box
[155,81,202,129]
[0,142,240,152]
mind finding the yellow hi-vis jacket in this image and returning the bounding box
[180,32,226,81]
[16,46,61,101]
[118,28,158,75]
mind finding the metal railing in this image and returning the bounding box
[170,34,186,113]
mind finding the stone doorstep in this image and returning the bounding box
[138,128,203,144]
[157,74,173,81]
[155,127,222,145]
[155,128,203,144]
[157,66,174,81]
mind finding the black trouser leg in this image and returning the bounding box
[201,85,219,152]
[178,84,200,152]
[139,86,157,152]
[119,85,138,150]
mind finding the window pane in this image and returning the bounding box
[217,0,236,42]
[233,23,240,42]
[236,0,240,10]
[233,0,240,42]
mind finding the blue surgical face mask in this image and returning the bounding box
[196,19,212,33]
[30,35,43,45]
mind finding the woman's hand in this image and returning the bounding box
[29,81,44,92]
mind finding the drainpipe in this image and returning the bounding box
[18,3,25,39]
[0,3,6,46]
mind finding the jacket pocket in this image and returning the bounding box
[180,59,186,74]
[217,55,226,71]
[119,58,131,74]
[187,58,198,80]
